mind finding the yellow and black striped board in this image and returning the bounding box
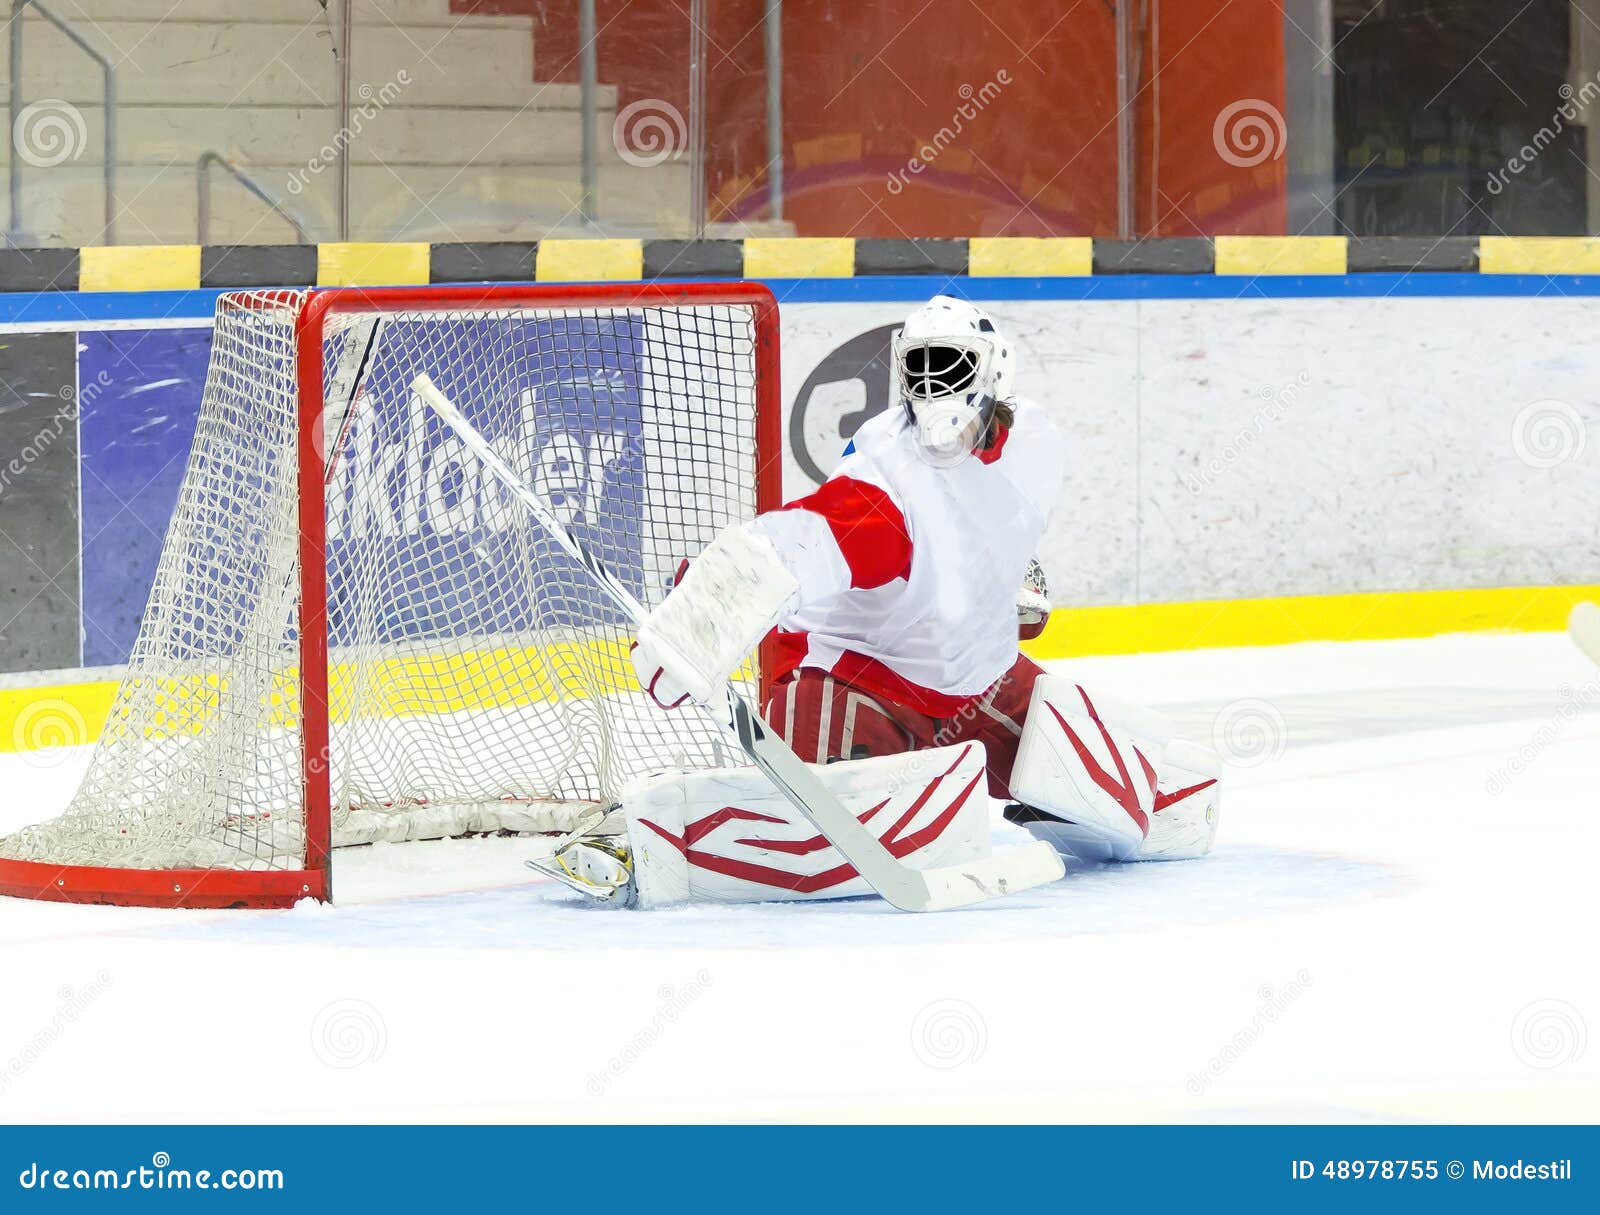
[12,235,1600,291]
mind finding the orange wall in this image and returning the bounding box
[458,0,1287,237]
[704,0,1120,236]
[1138,0,1288,236]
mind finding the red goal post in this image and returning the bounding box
[0,281,782,909]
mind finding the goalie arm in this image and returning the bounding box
[631,525,799,708]
[633,475,914,708]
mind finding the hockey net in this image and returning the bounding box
[0,283,779,907]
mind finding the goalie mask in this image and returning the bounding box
[892,295,1015,466]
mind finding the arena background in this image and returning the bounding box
[2,0,1599,745]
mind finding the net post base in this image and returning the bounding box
[0,858,328,910]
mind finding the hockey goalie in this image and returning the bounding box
[544,296,1223,907]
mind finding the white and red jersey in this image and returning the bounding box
[750,398,1064,715]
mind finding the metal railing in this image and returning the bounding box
[7,0,769,245]
[579,0,597,225]
[765,0,783,222]
[8,0,116,245]
[196,152,313,245]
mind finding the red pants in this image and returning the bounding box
[762,654,1045,800]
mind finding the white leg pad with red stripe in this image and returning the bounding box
[1009,674,1222,863]
[620,743,991,908]
[1140,737,1222,861]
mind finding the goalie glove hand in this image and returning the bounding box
[630,524,800,709]
[630,639,693,710]
[1017,557,1050,641]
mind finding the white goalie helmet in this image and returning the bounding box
[892,295,1015,465]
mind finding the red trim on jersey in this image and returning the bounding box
[778,475,912,590]
[975,421,1010,465]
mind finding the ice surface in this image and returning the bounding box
[0,631,1595,1123]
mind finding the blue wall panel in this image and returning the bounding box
[77,327,213,667]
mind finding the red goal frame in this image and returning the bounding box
[0,281,783,910]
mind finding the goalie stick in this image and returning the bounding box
[1571,601,1600,667]
[412,373,1064,911]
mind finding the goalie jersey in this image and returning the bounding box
[750,398,1065,715]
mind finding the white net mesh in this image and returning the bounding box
[0,289,765,872]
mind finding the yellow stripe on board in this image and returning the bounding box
[317,242,431,286]
[535,239,645,282]
[1478,236,1600,275]
[1021,584,1600,660]
[1213,236,1347,276]
[968,237,1092,277]
[4,586,1592,754]
[0,637,758,754]
[1,680,117,753]
[79,245,202,292]
[741,237,855,279]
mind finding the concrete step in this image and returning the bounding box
[14,160,693,246]
[2,20,559,109]
[0,101,636,169]
[9,1,532,27]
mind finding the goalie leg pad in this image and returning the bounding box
[1008,674,1222,863]
[1140,737,1222,861]
[621,743,991,907]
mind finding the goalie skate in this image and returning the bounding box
[527,836,637,906]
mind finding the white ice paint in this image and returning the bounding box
[0,630,1594,1122]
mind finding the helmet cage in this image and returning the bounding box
[891,331,1002,464]
[892,331,994,408]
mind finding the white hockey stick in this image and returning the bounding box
[413,373,1064,911]
[1571,601,1600,667]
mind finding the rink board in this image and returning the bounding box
[0,272,1596,740]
